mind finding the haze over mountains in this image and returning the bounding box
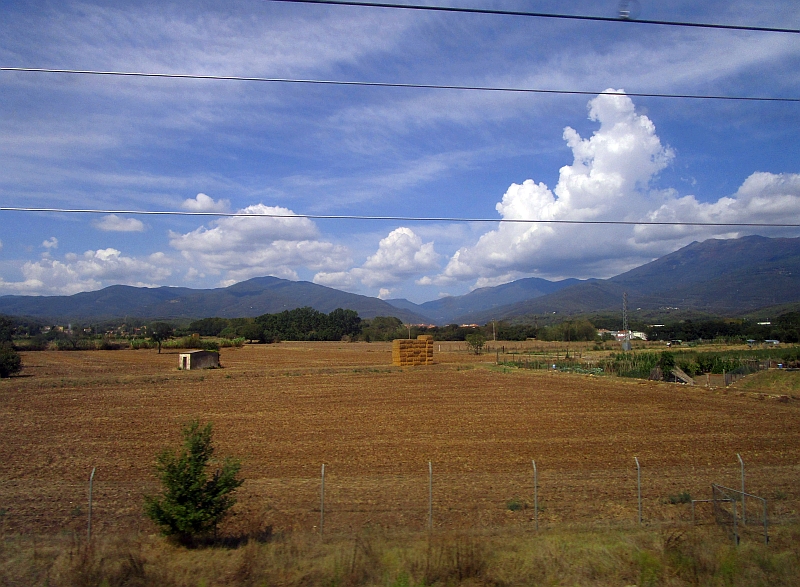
[1,235,799,324]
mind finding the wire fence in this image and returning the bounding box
[2,461,795,543]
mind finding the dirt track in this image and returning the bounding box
[1,343,798,535]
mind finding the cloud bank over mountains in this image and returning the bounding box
[314,227,440,297]
[430,92,800,288]
[168,203,351,285]
[1,92,798,298]
[0,249,173,296]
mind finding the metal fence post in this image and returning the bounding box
[88,467,96,542]
[320,464,325,537]
[428,461,433,531]
[634,457,641,525]
[737,453,746,525]
[532,460,538,531]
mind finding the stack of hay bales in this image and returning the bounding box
[392,335,434,366]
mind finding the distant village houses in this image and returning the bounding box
[597,329,648,341]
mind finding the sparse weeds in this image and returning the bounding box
[416,533,488,585]
[505,497,525,512]
[665,491,693,505]
[4,524,800,587]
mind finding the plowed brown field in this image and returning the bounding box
[1,342,798,537]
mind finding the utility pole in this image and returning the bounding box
[621,292,632,351]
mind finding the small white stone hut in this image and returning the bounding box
[178,350,220,370]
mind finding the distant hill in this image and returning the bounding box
[0,285,193,321]
[462,235,800,323]
[387,277,581,324]
[0,276,429,323]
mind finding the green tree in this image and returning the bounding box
[465,332,486,354]
[0,317,21,378]
[658,351,676,380]
[360,316,404,341]
[324,308,362,340]
[0,316,14,342]
[0,342,22,378]
[150,322,174,354]
[144,420,243,545]
[239,322,264,343]
[187,317,230,337]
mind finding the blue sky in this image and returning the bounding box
[0,0,798,303]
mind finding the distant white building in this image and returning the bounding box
[599,329,648,341]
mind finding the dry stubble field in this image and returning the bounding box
[1,342,798,539]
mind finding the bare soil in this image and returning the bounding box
[1,342,798,537]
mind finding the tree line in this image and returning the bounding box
[186,312,540,343]
[4,309,800,360]
[644,314,800,343]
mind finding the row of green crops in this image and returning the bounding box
[501,347,800,380]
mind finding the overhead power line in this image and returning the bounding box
[2,68,798,103]
[3,206,800,228]
[268,0,800,34]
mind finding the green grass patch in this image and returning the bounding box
[733,369,800,394]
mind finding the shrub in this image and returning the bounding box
[666,491,692,505]
[161,336,220,351]
[0,342,22,378]
[506,498,524,511]
[465,333,486,354]
[144,420,243,545]
[130,338,155,350]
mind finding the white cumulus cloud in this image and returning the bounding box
[633,172,800,245]
[0,248,174,295]
[42,237,58,249]
[94,214,146,232]
[437,91,800,286]
[314,227,440,292]
[181,193,230,213]
[169,203,351,284]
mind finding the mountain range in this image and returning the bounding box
[448,234,800,324]
[1,235,799,324]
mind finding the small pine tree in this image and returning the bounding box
[144,420,243,545]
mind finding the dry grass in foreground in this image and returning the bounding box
[2,523,799,587]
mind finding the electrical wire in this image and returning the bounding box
[268,0,800,34]
[2,68,798,103]
[2,206,800,228]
